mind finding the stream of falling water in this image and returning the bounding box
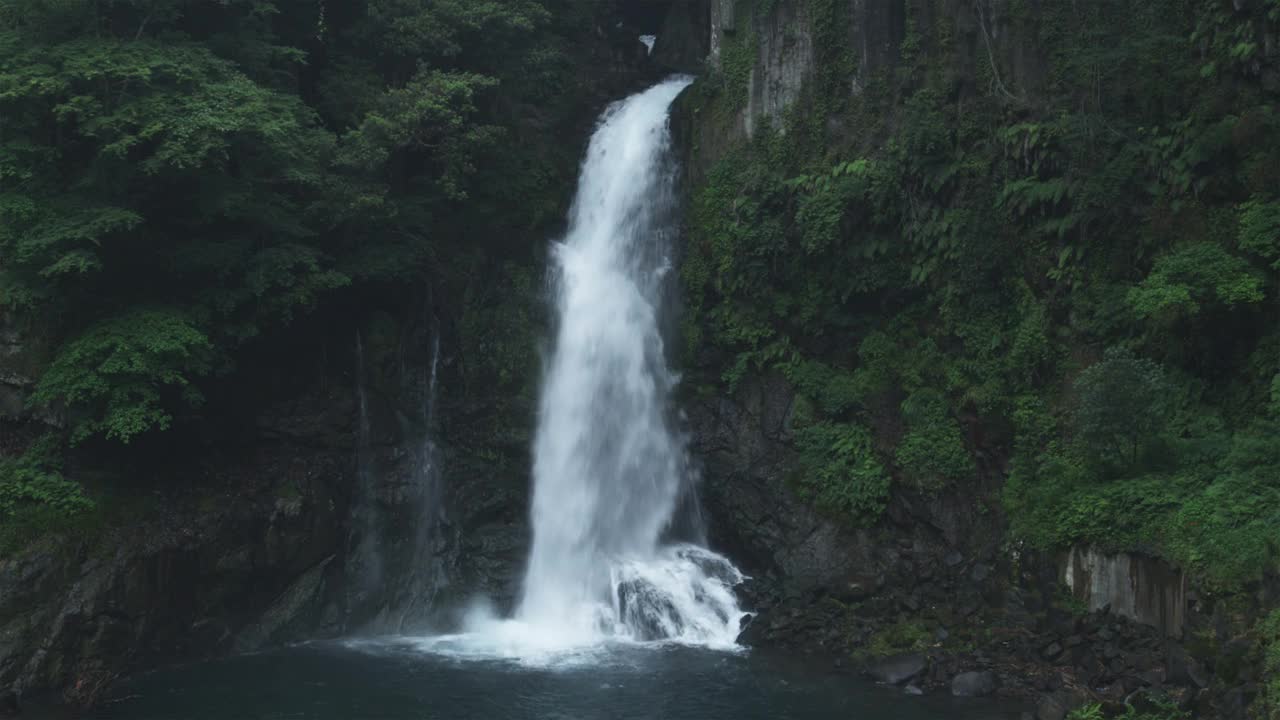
[407,77,747,662]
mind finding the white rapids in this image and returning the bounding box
[403,77,749,664]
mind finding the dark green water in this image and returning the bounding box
[53,641,1027,720]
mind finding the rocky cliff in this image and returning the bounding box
[674,1,1280,718]
[0,311,533,708]
[0,5,679,708]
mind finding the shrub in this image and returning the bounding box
[795,422,890,526]
[1072,348,1171,471]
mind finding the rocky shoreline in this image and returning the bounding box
[745,593,1237,719]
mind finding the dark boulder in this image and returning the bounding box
[951,670,1000,697]
[736,612,766,646]
[1036,688,1091,720]
[867,653,928,685]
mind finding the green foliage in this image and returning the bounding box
[335,69,502,199]
[895,389,975,492]
[1162,470,1280,589]
[861,618,932,658]
[795,422,890,526]
[1005,395,1280,589]
[1259,610,1280,720]
[1067,705,1106,720]
[1067,697,1189,720]
[1071,348,1172,470]
[1237,197,1280,270]
[1,0,605,453]
[32,308,216,443]
[717,30,757,113]
[0,436,90,517]
[683,0,1280,594]
[1128,242,1265,320]
[0,436,93,556]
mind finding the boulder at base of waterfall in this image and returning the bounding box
[868,653,927,685]
[616,577,684,641]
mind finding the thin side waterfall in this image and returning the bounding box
[347,317,449,632]
[422,328,442,518]
[397,324,447,631]
[345,330,382,627]
[409,77,747,661]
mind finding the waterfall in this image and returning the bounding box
[514,77,745,648]
[406,78,746,661]
[421,328,442,521]
[345,330,383,627]
[397,323,446,631]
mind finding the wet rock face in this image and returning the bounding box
[675,0,1274,715]
[685,371,1005,629]
[699,0,1051,144]
[650,1,712,73]
[617,579,686,641]
[680,368,1265,713]
[1062,547,1186,638]
[744,1,814,138]
[0,442,347,708]
[0,312,534,707]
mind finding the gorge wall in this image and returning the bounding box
[0,0,669,705]
[673,1,1280,718]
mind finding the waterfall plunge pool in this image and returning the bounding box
[57,642,1026,720]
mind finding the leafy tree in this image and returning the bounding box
[1071,348,1172,470]
[0,0,605,455]
[1127,242,1265,321]
[31,308,217,443]
[1237,197,1280,270]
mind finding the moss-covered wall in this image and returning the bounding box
[677,3,1280,701]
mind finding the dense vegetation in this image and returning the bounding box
[0,0,616,549]
[0,0,1276,715]
[681,0,1280,602]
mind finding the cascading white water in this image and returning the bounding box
[514,77,745,648]
[406,78,747,661]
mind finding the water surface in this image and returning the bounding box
[78,642,1024,720]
